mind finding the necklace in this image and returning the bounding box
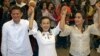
[42,32,52,39]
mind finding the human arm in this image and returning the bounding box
[1,24,8,56]
[52,6,67,36]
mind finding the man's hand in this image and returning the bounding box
[28,6,35,17]
[29,0,36,7]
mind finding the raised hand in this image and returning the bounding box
[28,0,36,7]
[28,6,35,17]
[28,0,36,17]
[60,5,67,31]
[28,0,36,30]
[96,2,100,11]
[96,2,100,29]
[61,6,67,17]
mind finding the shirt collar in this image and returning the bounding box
[16,2,26,8]
[11,19,21,25]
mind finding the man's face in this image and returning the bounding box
[11,9,22,23]
[3,0,10,7]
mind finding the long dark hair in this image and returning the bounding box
[75,10,86,30]
[38,16,52,32]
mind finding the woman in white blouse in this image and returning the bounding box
[60,4,100,56]
[30,6,67,56]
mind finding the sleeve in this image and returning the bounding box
[29,28,38,38]
[29,20,38,35]
[93,12,98,23]
[33,20,38,30]
[1,24,8,56]
[88,24,100,36]
[51,23,61,36]
[59,25,71,37]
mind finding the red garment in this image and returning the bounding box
[55,5,72,22]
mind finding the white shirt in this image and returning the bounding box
[16,2,26,8]
[60,24,100,56]
[1,19,37,56]
[93,12,98,23]
[30,23,61,56]
[89,0,96,5]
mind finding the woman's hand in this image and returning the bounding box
[96,2,100,10]
[61,6,67,17]
[60,6,67,31]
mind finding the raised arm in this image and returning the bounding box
[28,0,37,30]
[59,6,72,37]
[96,3,100,29]
[89,3,100,36]
[59,6,67,31]
[28,7,35,30]
[1,24,8,56]
[51,6,67,36]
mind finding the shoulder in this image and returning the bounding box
[87,24,95,28]
[21,19,29,23]
[65,25,74,29]
[86,24,96,31]
[2,20,12,29]
[3,20,12,26]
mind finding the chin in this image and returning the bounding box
[75,23,80,25]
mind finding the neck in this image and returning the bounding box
[4,5,9,7]
[76,24,85,33]
[76,24,83,29]
[13,20,20,24]
[14,21,20,24]
[43,8,46,10]
[43,30,48,32]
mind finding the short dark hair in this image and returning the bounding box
[10,6,22,13]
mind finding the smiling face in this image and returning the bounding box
[3,0,10,7]
[74,13,84,26]
[48,3,53,9]
[43,2,47,9]
[40,18,51,32]
[11,8,22,24]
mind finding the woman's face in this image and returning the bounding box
[48,3,53,9]
[43,3,47,9]
[40,18,51,32]
[75,13,84,26]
